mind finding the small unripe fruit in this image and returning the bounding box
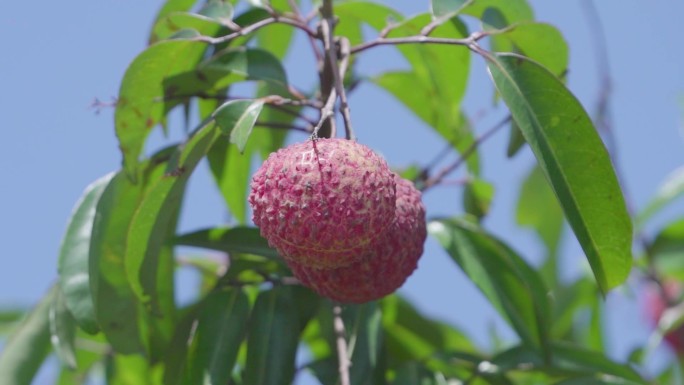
[249,138,396,268]
[289,177,426,303]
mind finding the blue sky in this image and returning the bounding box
[1,0,684,382]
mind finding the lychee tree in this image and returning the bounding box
[2,0,684,384]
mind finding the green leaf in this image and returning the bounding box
[373,14,478,174]
[105,354,164,385]
[151,12,226,43]
[198,0,234,22]
[148,0,199,43]
[431,0,470,17]
[463,178,495,219]
[187,289,250,385]
[56,332,107,385]
[335,2,403,46]
[506,121,526,157]
[125,122,221,312]
[650,218,684,280]
[115,39,208,179]
[462,0,534,23]
[243,286,302,385]
[0,286,55,385]
[213,99,265,153]
[517,165,564,287]
[174,226,280,259]
[428,218,551,353]
[493,342,646,384]
[497,22,568,77]
[57,172,114,334]
[49,288,77,369]
[637,166,684,229]
[348,303,385,385]
[0,309,25,335]
[89,155,173,354]
[381,295,475,366]
[487,53,632,292]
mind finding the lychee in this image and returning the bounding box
[249,138,396,269]
[643,281,684,354]
[288,177,427,303]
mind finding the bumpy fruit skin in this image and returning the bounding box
[289,177,426,303]
[249,138,396,268]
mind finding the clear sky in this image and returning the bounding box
[1,0,683,383]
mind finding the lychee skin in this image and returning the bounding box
[289,177,426,303]
[643,281,684,354]
[249,138,396,269]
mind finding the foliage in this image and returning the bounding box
[2,0,683,384]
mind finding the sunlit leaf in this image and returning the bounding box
[335,2,403,46]
[0,286,55,385]
[148,0,198,43]
[429,218,551,353]
[125,122,221,312]
[243,286,306,385]
[57,172,114,334]
[373,14,478,174]
[115,39,208,179]
[430,0,470,17]
[49,288,77,369]
[462,0,534,23]
[487,53,632,292]
[213,99,265,153]
[186,289,250,385]
[463,178,495,219]
[151,12,226,43]
[174,226,280,259]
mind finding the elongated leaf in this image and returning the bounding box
[637,166,684,229]
[243,286,302,385]
[517,165,564,287]
[151,12,226,43]
[0,310,25,335]
[335,2,403,46]
[105,354,163,385]
[174,226,280,259]
[487,53,632,292]
[187,289,250,385]
[163,47,288,101]
[0,286,55,385]
[462,0,534,22]
[89,150,177,354]
[49,288,77,369]
[56,332,107,385]
[463,178,495,220]
[429,218,551,353]
[431,0,469,17]
[499,22,568,77]
[115,39,208,179]
[348,303,385,385]
[381,295,475,366]
[650,218,684,280]
[148,0,198,43]
[373,14,478,174]
[506,122,526,157]
[214,99,265,153]
[126,122,221,312]
[493,342,646,384]
[57,173,114,334]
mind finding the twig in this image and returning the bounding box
[256,120,313,133]
[421,0,474,36]
[422,115,511,191]
[193,15,317,44]
[320,18,355,140]
[312,88,338,138]
[333,304,351,385]
[350,31,488,55]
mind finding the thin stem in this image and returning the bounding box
[422,115,511,191]
[333,304,351,385]
[320,18,355,140]
[194,15,317,44]
[350,31,488,55]
[312,88,338,138]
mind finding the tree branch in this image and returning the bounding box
[333,304,351,385]
[350,31,488,55]
[422,115,511,191]
[193,15,317,44]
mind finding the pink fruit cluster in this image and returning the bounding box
[249,138,426,303]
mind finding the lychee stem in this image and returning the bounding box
[333,304,351,385]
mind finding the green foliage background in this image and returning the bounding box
[1,0,684,384]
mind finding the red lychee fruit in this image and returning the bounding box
[643,281,684,354]
[288,177,426,303]
[249,138,396,269]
